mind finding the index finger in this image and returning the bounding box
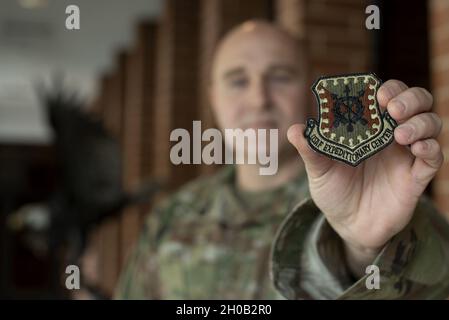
[377,79,409,108]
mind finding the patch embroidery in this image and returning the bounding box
[305,73,397,166]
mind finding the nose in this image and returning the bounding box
[247,77,270,111]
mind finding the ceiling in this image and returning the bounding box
[0,0,162,144]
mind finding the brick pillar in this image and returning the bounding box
[153,0,201,190]
[96,53,127,297]
[103,54,126,142]
[120,23,158,267]
[430,0,449,219]
[199,0,274,175]
[276,0,373,116]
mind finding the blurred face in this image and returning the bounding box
[210,22,307,159]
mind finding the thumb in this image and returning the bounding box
[287,123,333,178]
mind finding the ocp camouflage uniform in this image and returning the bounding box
[115,165,449,299]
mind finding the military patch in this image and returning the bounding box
[305,73,398,166]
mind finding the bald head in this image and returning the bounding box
[211,20,305,84]
[209,20,308,161]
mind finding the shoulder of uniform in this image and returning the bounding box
[151,165,233,219]
[140,166,233,243]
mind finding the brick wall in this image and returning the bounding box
[153,0,201,189]
[276,0,373,116]
[87,22,161,296]
[120,23,158,268]
[95,52,127,296]
[430,0,449,219]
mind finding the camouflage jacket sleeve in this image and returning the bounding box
[114,172,219,299]
[270,196,449,300]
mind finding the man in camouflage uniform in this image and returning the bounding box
[115,20,449,299]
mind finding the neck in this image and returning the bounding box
[236,153,304,192]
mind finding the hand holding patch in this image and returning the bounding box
[287,78,443,276]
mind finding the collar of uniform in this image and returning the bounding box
[209,165,309,228]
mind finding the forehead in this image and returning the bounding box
[212,29,300,77]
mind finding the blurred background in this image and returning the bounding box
[0,0,447,299]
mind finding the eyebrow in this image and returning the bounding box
[222,67,246,80]
[222,64,300,81]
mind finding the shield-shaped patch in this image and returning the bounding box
[305,73,397,166]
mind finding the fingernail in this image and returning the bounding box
[397,124,413,142]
